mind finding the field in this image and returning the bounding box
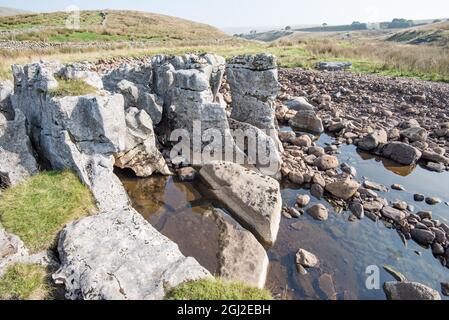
[0,10,448,83]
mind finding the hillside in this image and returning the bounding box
[0,10,229,42]
[387,21,449,46]
[0,6,32,17]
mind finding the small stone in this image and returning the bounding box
[289,207,303,218]
[341,163,357,176]
[391,184,405,191]
[288,171,304,185]
[392,200,408,211]
[325,179,360,200]
[410,228,435,246]
[363,180,388,192]
[425,197,441,205]
[417,211,432,220]
[349,202,364,219]
[381,206,406,223]
[431,243,445,256]
[295,248,319,268]
[414,194,425,202]
[441,283,449,297]
[383,265,407,282]
[296,194,310,207]
[314,155,339,171]
[307,204,329,221]
[310,184,324,199]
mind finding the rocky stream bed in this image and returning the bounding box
[0,53,448,300]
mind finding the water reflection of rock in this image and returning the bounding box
[357,150,417,177]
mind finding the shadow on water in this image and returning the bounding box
[116,133,449,300]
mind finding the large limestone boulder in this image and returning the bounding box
[383,281,441,300]
[115,107,170,177]
[227,54,279,131]
[199,161,282,245]
[211,209,268,289]
[382,142,422,165]
[0,109,38,187]
[53,208,211,300]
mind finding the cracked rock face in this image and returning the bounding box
[227,54,280,131]
[0,109,38,188]
[53,208,211,300]
[199,161,282,245]
[211,208,269,289]
[115,107,170,177]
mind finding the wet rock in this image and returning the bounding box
[425,197,441,205]
[341,163,357,176]
[199,161,282,245]
[318,273,337,300]
[306,204,329,221]
[289,110,324,134]
[314,155,339,171]
[177,167,197,182]
[421,151,449,166]
[391,184,405,191]
[431,243,445,256]
[310,183,324,199]
[425,162,445,172]
[410,228,435,246]
[441,283,449,297]
[295,249,319,268]
[358,129,387,151]
[381,206,406,223]
[296,194,310,207]
[349,202,364,219]
[325,179,360,200]
[400,127,428,143]
[53,208,211,300]
[392,200,408,211]
[383,281,441,300]
[414,194,425,202]
[284,97,315,112]
[383,265,407,282]
[211,209,269,289]
[382,142,422,165]
[417,211,432,219]
[363,181,388,192]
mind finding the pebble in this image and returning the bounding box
[426,197,442,205]
[414,194,425,202]
[391,184,405,191]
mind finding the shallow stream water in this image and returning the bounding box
[117,133,449,300]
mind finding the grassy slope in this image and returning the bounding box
[387,21,449,46]
[0,10,228,42]
[0,170,96,253]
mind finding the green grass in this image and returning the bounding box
[0,170,97,253]
[165,279,272,300]
[48,77,97,97]
[0,264,51,300]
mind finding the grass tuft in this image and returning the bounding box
[0,170,97,253]
[48,77,97,97]
[0,264,51,300]
[165,279,272,300]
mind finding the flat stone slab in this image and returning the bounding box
[315,61,352,71]
[53,208,211,300]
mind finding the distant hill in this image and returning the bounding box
[388,20,449,46]
[0,10,229,43]
[0,6,32,16]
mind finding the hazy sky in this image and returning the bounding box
[2,0,448,28]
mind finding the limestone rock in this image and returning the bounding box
[295,249,319,268]
[0,109,38,187]
[325,179,360,200]
[53,208,211,300]
[199,161,282,245]
[314,155,339,171]
[115,108,170,177]
[306,204,329,221]
[284,97,315,112]
[384,282,441,300]
[382,142,422,165]
[289,110,324,134]
[358,130,387,151]
[211,209,268,289]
